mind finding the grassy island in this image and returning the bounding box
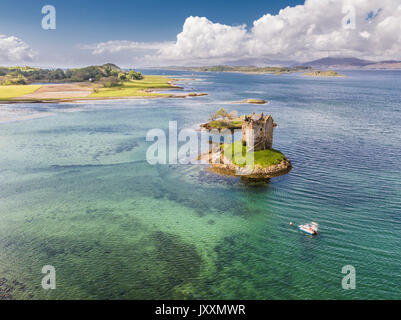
[199,110,292,180]
[234,99,267,104]
[303,70,344,77]
[201,120,242,131]
[200,108,243,131]
[223,141,286,167]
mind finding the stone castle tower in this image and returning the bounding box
[242,113,275,152]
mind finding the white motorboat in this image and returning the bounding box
[298,222,319,235]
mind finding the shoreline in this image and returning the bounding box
[0,92,209,105]
[0,77,208,105]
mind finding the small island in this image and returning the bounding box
[200,108,243,131]
[200,111,292,180]
[0,63,207,103]
[303,70,345,77]
[233,99,268,104]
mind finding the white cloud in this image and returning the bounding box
[78,40,176,67]
[159,16,248,61]
[245,0,401,61]
[82,0,401,66]
[79,40,174,55]
[0,35,36,63]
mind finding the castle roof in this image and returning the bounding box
[245,112,272,122]
[251,113,262,121]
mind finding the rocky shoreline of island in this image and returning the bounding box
[198,146,292,180]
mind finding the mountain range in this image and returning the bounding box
[301,57,401,70]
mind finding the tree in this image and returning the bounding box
[227,110,238,120]
[215,107,228,119]
[128,70,143,80]
[101,76,121,88]
[209,108,229,121]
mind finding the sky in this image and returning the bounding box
[0,0,400,67]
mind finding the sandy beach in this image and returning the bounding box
[15,83,93,100]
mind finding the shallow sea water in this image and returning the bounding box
[0,70,400,299]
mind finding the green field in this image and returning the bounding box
[0,75,176,101]
[89,76,174,98]
[0,85,41,101]
[223,141,285,167]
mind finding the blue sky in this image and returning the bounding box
[0,0,399,67]
[0,0,303,48]
[0,0,304,66]
[0,0,304,42]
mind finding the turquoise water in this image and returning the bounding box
[0,70,400,299]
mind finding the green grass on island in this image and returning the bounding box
[201,108,244,131]
[223,141,286,167]
[243,99,267,104]
[0,85,41,100]
[89,76,174,98]
[203,120,242,130]
[303,70,344,77]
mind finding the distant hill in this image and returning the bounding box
[302,57,373,68]
[362,61,401,70]
[161,57,401,72]
[302,57,401,70]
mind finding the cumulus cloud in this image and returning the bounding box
[246,0,401,61]
[0,35,36,63]
[159,0,401,64]
[160,16,248,61]
[82,0,401,66]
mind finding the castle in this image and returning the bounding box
[242,113,275,152]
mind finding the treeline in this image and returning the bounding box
[0,63,143,85]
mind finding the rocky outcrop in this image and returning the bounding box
[198,149,292,180]
[162,92,208,98]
